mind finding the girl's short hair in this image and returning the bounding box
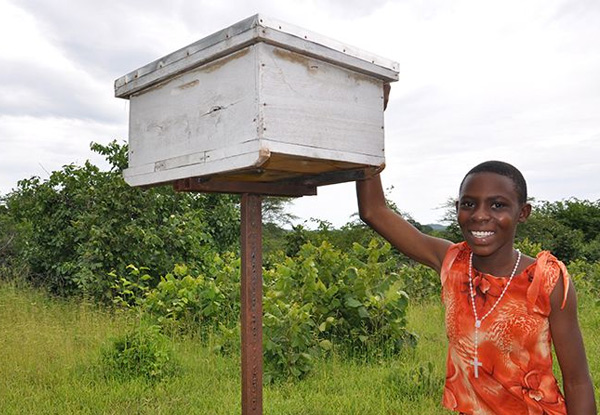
[459,161,528,204]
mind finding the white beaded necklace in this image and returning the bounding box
[467,249,521,379]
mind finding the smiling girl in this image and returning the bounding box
[355,88,596,414]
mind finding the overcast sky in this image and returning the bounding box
[1,0,599,227]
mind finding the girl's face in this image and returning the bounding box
[457,172,531,259]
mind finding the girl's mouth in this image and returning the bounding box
[470,230,495,239]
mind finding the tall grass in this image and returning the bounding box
[0,280,597,414]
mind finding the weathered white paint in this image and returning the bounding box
[115,14,398,98]
[259,44,383,158]
[116,14,399,188]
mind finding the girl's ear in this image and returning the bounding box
[518,203,532,223]
[454,200,459,212]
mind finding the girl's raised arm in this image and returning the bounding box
[356,174,451,273]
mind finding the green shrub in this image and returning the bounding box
[263,238,415,379]
[1,141,240,301]
[398,264,440,302]
[0,210,29,281]
[110,264,152,308]
[518,199,600,263]
[263,300,319,383]
[100,323,179,382]
[580,237,600,263]
[515,238,543,258]
[105,238,416,382]
[143,258,239,335]
[568,259,600,300]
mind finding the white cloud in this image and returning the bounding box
[1,0,599,227]
[0,115,126,193]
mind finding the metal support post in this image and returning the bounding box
[240,193,263,414]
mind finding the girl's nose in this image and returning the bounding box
[473,205,490,221]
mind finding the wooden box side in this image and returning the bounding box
[124,46,262,186]
[257,43,385,165]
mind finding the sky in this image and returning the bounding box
[1,0,599,227]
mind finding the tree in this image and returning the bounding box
[437,197,463,242]
[518,199,600,262]
[1,141,240,300]
[262,196,297,226]
[543,199,600,243]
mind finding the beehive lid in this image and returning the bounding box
[114,14,399,99]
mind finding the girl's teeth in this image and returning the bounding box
[472,231,494,238]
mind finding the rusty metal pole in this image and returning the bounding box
[240,193,263,415]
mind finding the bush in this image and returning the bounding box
[398,264,440,302]
[568,259,600,300]
[143,257,240,335]
[514,238,543,258]
[1,141,240,301]
[100,323,179,382]
[263,300,319,382]
[262,239,415,380]
[518,199,600,263]
[110,238,416,382]
[0,210,29,280]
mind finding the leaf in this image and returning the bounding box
[346,267,359,281]
[319,339,332,351]
[345,297,362,308]
[325,285,338,297]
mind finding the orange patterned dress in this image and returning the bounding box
[440,242,569,415]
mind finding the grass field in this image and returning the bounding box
[0,280,598,414]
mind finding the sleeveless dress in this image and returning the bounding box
[440,242,569,415]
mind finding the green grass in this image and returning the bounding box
[577,292,600,401]
[0,281,597,414]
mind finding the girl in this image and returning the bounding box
[355,88,596,414]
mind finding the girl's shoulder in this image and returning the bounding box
[527,250,570,311]
[440,242,468,285]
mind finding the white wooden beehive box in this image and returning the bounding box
[115,14,399,189]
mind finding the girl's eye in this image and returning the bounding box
[460,201,475,209]
[491,202,506,209]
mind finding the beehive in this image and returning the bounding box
[115,14,399,190]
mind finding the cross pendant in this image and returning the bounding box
[471,356,483,378]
